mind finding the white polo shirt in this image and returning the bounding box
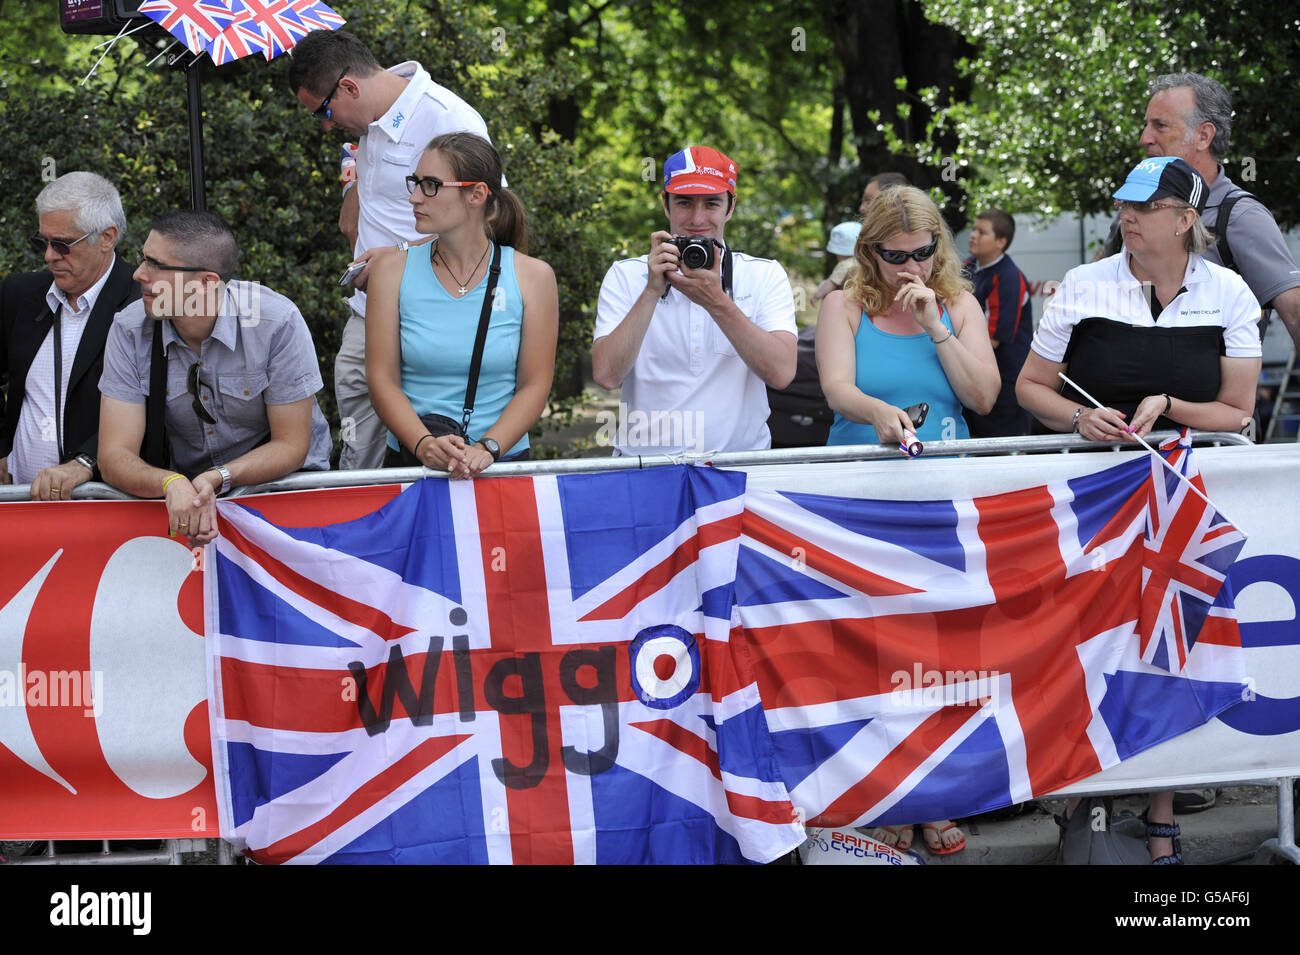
[594,250,797,455]
[349,61,491,316]
[1031,251,1262,362]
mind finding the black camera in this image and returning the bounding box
[669,235,720,271]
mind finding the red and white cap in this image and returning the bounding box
[664,146,739,195]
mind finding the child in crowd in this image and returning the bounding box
[964,209,1034,437]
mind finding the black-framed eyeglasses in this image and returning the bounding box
[313,69,348,120]
[1113,199,1181,215]
[139,253,212,273]
[187,363,216,425]
[405,175,484,198]
[873,237,939,265]
[31,232,92,256]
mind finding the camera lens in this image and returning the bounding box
[681,244,708,270]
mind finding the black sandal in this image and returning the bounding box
[1142,812,1183,865]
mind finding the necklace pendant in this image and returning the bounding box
[457,285,468,296]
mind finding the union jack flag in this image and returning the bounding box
[287,0,345,31]
[219,0,309,60]
[1135,432,1246,672]
[736,437,1247,828]
[207,468,803,864]
[139,0,238,54]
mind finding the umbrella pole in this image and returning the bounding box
[185,57,206,212]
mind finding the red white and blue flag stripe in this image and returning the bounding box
[736,437,1246,828]
[206,467,802,864]
[138,0,238,54]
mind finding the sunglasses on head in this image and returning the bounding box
[873,237,939,265]
[31,232,92,256]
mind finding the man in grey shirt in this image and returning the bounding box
[99,210,330,544]
[1101,72,1300,350]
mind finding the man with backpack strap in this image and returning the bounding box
[1100,72,1300,352]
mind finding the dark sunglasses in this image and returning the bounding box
[405,175,484,198]
[873,237,939,265]
[188,363,217,425]
[31,232,92,256]
[1113,198,1181,214]
[313,70,348,120]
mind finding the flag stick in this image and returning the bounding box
[1058,371,1246,534]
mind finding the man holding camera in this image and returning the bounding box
[593,146,796,455]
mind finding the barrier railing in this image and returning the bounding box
[0,430,1254,502]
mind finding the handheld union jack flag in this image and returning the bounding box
[736,442,1247,828]
[207,468,803,864]
[139,0,238,55]
[1135,431,1246,673]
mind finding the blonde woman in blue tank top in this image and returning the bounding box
[813,185,998,856]
[816,186,998,453]
[366,133,558,479]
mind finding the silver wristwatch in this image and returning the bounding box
[215,463,232,495]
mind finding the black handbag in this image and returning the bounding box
[390,242,503,467]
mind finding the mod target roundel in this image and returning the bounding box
[629,625,701,710]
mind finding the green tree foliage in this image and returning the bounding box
[913,0,1300,226]
[0,1,604,448]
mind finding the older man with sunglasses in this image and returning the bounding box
[289,29,495,472]
[98,210,330,544]
[1,172,139,500]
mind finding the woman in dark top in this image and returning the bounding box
[1017,156,1261,863]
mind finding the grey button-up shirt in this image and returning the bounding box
[100,280,331,478]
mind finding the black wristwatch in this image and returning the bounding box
[477,437,501,462]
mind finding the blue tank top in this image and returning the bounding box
[826,305,971,446]
[394,243,527,456]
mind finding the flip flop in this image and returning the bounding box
[866,824,914,852]
[921,821,966,855]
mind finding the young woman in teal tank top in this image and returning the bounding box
[813,185,999,856]
[816,185,999,454]
[365,133,558,479]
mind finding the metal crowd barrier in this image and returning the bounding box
[0,430,1255,502]
[6,429,1290,866]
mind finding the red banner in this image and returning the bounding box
[1,485,401,838]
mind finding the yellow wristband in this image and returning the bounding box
[161,473,185,494]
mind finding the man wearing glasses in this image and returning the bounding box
[1100,72,1300,353]
[1,171,139,500]
[592,146,797,455]
[288,29,495,472]
[98,211,330,544]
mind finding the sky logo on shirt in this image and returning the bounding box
[392,111,405,130]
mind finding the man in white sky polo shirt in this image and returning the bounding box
[290,30,495,470]
[592,146,797,456]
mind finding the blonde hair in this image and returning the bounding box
[843,185,971,315]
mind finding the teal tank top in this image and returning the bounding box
[826,305,970,446]
[394,243,528,456]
